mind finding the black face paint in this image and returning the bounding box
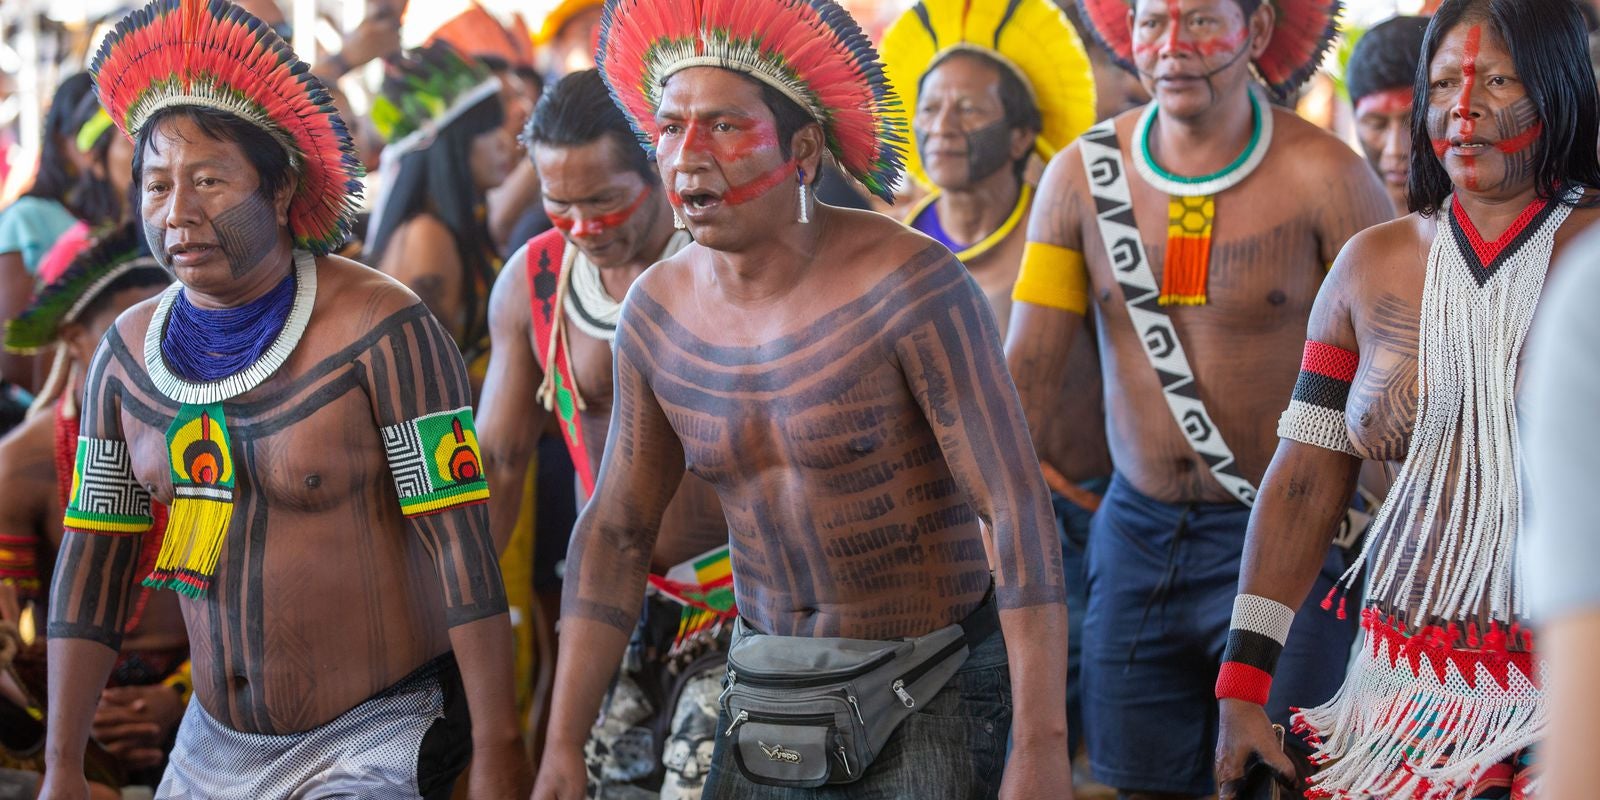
[211,193,281,278]
[963,119,1016,183]
[915,119,1018,187]
[145,220,171,270]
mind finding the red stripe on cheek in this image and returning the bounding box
[722,160,796,206]
[1496,121,1542,154]
[550,213,575,232]
[572,187,651,237]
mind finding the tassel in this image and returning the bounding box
[146,403,235,598]
[1160,194,1213,306]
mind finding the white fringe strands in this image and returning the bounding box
[1300,191,1577,799]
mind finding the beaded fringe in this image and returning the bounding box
[1161,194,1214,306]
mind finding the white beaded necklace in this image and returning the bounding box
[1132,86,1274,198]
[1340,190,1577,627]
[143,250,317,405]
[562,231,690,343]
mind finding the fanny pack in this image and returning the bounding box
[718,588,999,787]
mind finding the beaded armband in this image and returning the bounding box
[1277,340,1360,456]
[381,407,490,517]
[63,438,154,535]
[1012,242,1090,315]
[1216,594,1295,705]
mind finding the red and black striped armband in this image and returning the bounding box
[1276,340,1360,456]
[1215,594,1295,706]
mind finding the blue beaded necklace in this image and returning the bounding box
[161,268,297,383]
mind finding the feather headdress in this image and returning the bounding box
[595,0,906,202]
[535,0,603,46]
[88,0,363,255]
[1077,0,1341,101]
[5,224,168,355]
[370,42,503,157]
[882,0,1097,189]
[427,2,535,70]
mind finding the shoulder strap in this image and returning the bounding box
[525,232,597,501]
[1078,120,1258,506]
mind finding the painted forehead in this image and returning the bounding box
[1132,0,1246,17]
[1430,20,1513,69]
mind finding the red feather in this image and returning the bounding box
[90,0,363,254]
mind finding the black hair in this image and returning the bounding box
[68,93,123,227]
[129,105,297,222]
[1347,16,1429,106]
[515,66,545,97]
[523,68,654,180]
[756,80,819,163]
[24,72,95,205]
[366,91,505,353]
[74,266,173,324]
[1408,0,1600,215]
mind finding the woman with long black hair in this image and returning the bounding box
[366,43,514,384]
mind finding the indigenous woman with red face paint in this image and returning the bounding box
[531,0,1071,798]
[1214,1,1600,798]
[478,69,731,800]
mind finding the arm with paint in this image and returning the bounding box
[896,253,1072,799]
[367,306,527,798]
[42,333,153,797]
[478,243,548,554]
[533,290,686,800]
[1214,246,1366,798]
[1004,144,1093,461]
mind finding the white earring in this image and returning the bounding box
[796,167,811,224]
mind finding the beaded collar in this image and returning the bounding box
[1133,87,1274,198]
[143,250,317,405]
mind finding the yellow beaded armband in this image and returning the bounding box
[1012,242,1089,315]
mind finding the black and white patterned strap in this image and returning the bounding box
[1078,120,1257,506]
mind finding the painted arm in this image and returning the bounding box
[894,254,1071,797]
[377,216,465,342]
[369,307,526,797]
[1214,251,1366,798]
[534,296,685,800]
[1313,140,1396,266]
[42,336,151,790]
[0,250,37,391]
[478,244,547,553]
[1004,146,1092,460]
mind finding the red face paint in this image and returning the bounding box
[1132,0,1247,60]
[549,186,651,238]
[1356,87,1413,120]
[1456,25,1482,141]
[1495,122,1542,154]
[671,159,796,208]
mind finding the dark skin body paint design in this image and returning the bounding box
[210,193,285,279]
[562,242,1064,639]
[1426,25,1542,197]
[49,262,508,735]
[1131,0,1254,107]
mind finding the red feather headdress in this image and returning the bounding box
[89,0,364,255]
[595,0,906,202]
[1077,0,1341,101]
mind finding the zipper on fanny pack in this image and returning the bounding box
[890,636,968,709]
[728,650,898,689]
[833,731,854,777]
[725,708,836,736]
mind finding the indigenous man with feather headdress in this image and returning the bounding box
[38,2,526,798]
[1004,0,1392,797]
[532,0,1069,798]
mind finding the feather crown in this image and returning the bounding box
[427,3,535,70]
[596,0,906,203]
[5,223,169,354]
[1077,0,1342,101]
[89,0,364,255]
[882,0,1097,189]
[370,42,503,157]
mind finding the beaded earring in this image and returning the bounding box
[797,167,811,224]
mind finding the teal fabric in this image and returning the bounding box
[0,196,77,275]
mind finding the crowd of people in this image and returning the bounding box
[0,0,1596,798]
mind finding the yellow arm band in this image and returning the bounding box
[1012,242,1089,315]
[162,659,194,706]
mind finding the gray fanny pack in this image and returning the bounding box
[718,589,999,787]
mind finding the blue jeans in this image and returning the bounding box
[1081,474,1357,796]
[701,626,1011,799]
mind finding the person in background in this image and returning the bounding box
[1346,16,1430,216]
[534,0,602,80]
[366,42,514,387]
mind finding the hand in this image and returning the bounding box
[334,13,401,72]
[467,738,531,800]
[91,685,184,770]
[36,771,90,800]
[999,734,1074,800]
[1214,698,1297,800]
[529,741,588,800]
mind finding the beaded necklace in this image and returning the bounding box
[1131,87,1274,305]
[162,267,296,382]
